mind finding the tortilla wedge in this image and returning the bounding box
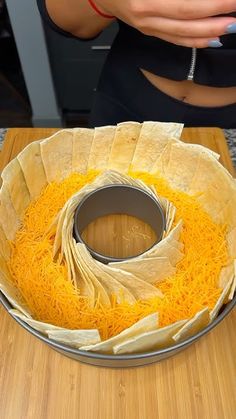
[131,121,183,172]
[113,220,183,266]
[197,188,236,227]
[88,126,116,170]
[210,276,234,321]
[0,224,10,261]
[17,140,47,200]
[110,256,175,285]
[173,308,210,342]
[114,319,187,354]
[0,187,21,240]
[80,312,159,353]
[1,158,30,218]
[10,309,101,347]
[71,239,110,306]
[72,128,94,174]
[77,244,136,304]
[108,122,141,173]
[47,329,101,348]
[40,130,73,182]
[9,309,63,332]
[217,261,236,302]
[80,249,164,300]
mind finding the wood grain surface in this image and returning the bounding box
[0,127,235,419]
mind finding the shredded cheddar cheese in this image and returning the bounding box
[8,171,229,340]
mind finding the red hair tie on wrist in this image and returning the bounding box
[88,0,114,19]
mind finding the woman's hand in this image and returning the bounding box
[97,0,236,47]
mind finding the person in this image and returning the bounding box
[37,0,236,128]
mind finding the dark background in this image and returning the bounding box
[0,1,117,128]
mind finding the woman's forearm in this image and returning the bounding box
[45,0,114,38]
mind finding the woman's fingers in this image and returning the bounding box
[140,16,236,39]
[144,31,222,48]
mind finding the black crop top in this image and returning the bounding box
[37,0,236,88]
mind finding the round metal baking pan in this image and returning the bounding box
[1,291,235,368]
[73,184,165,264]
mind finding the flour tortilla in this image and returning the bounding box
[47,329,101,348]
[218,263,235,289]
[218,261,236,302]
[173,308,210,342]
[183,147,236,226]
[117,220,183,265]
[210,276,234,321]
[40,130,73,182]
[189,152,234,195]
[69,237,96,303]
[54,182,96,258]
[61,209,77,283]
[9,309,63,332]
[64,212,97,306]
[114,319,187,354]
[214,199,236,231]
[53,208,67,258]
[196,187,236,227]
[164,201,176,236]
[131,121,183,172]
[151,140,175,175]
[1,158,30,218]
[72,128,94,173]
[110,256,175,285]
[150,140,235,226]
[109,268,164,299]
[0,187,21,240]
[71,240,110,306]
[77,243,162,301]
[10,309,101,347]
[0,224,10,261]
[77,232,164,299]
[77,244,136,304]
[88,126,116,170]
[186,143,220,160]
[17,140,48,199]
[152,142,207,192]
[108,122,141,173]
[80,312,159,353]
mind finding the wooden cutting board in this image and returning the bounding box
[0,127,235,419]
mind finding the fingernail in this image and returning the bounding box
[208,39,223,48]
[226,22,236,33]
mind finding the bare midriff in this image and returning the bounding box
[141,68,236,107]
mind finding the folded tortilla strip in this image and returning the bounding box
[108,122,141,173]
[41,130,73,182]
[80,312,159,353]
[72,128,94,174]
[173,308,210,342]
[88,126,116,170]
[1,158,30,218]
[17,140,47,199]
[131,121,183,172]
[114,319,187,354]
